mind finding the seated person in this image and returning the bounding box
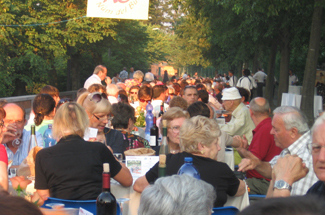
[110,102,150,153]
[138,175,215,215]
[134,116,245,207]
[35,103,132,202]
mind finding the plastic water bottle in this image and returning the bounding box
[43,124,56,148]
[145,101,153,142]
[177,157,200,179]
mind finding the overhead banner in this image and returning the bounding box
[87,0,149,20]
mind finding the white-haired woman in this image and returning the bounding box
[35,103,132,203]
[134,116,245,207]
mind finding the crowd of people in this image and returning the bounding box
[0,64,323,214]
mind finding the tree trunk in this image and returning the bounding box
[265,39,278,109]
[67,45,72,91]
[71,52,81,90]
[301,1,323,126]
[277,27,290,106]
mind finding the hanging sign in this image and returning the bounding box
[87,0,149,20]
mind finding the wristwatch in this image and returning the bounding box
[273,180,292,191]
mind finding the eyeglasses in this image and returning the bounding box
[139,99,151,103]
[130,91,138,95]
[93,114,113,121]
[88,93,108,103]
[308,143,325,154]
[168,126,181,133]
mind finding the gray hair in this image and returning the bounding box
[106,84,119,97]
[311,114,325,138]
[273,106,309,134]
[138,175,215,215]
[133,70,144,81]
[93,65,106,74]
[250,98,270,115]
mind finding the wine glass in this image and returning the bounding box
[11,128,22,148]
[116,198,130,215]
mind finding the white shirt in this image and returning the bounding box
[289,74,298,85]
[151,100,169,115]
[209,94,222,110]
[108,96,118,105]
[84,74,101,89]
[119,70,128,81]
[182,74,188,79]
[237,76,254,91]
[228,76,238,87]
[269,131,318,196]
[254,71,267,83]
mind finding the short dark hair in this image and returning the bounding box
[33,94,56,126]
[169,96,188,110]
[196,83,206,91]
[138,86,152,100]
[111,103,135,129]
[243,69,250,77]
[152,85,167,99]
[238,196,325,215]
[172,83,181,96]
[187,101,210,118]
[237,87,250,102]
[198,90,209,103]
[40,85,59,97]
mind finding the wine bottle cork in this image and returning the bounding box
[103,163,110,172]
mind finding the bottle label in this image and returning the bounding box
[150,136,156,146]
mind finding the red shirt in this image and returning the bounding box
[246,117,282,181]
[0,144,8,166]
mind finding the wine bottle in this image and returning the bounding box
[158,120,169,177]
[177,157,200,179]
[28,125,38,152]
[150,116,158,147]
[159,102,164,117]
[43,124,56,148]
[97,163,117,215]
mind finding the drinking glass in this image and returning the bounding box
[116,198,130,215]
[11,128,22,148]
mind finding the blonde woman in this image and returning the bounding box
[35,103,132,202]
[134,116,245,207]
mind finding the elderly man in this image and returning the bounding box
[238,106,318,196]
[219,87,255,165]
[3,103,43,166]
[182,86,198,106]
[106,84,119,104]
[269,114,325,198]
[84,65,109,89]
[125,70,144,92]
[237,98,282,194]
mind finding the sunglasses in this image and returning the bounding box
[130,91,138,95]
[139,99,151,103]
[58,98,73,105]
[88,93,108,103]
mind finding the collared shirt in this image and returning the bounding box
[228,76,238,87]
[83,74,101,89]
[253,71,267,83]
[129,72,134,79]
[220,103,255,164]
[119,70,128,81]
[269,131,318,196]
[237,76,254,91]
[5,129,43,165]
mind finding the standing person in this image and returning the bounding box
[84,65,110,89]
[228,70,238,87]
[254,68,267,97]
[144,69,155,82]
[237,69,255,99]
[163,70,169,83]
[111,73,120,84]
[125,70,144,92]
[119,67,128,83]
[289,69,299,86]
[24,94,56,144]
[129,67,134,79]
[35,102,132,202]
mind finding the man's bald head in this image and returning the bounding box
[3,103,25,120]
[249,97,270,116]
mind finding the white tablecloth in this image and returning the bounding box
[288,86,302,95]
[281,93,323,118]
[225,150,235,171]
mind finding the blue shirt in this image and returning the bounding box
[5,129,43,165]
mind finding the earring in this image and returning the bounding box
[201,150,205,154]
